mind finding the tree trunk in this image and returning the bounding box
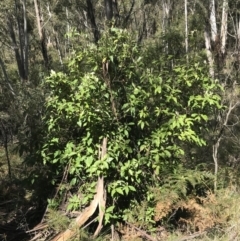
[0,120,11,180]
[65,7,70,57]
[185,0,188,62]
[34,0,50,70]
[86,0,100,43]
[0,56,15,96]
[14,0,26,82]
[220,0,228,55]
[22,0,28,79]
[162,0,171,54]
[112,0,119,18]
[209,0,217,42]
[122,0,135,28]
[237,18,240,51]
[104,0,113,21]
[7,18,25,82]
[204,28,215,78]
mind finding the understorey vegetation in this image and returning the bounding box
[40,28,222,239]
[1,1,240,241]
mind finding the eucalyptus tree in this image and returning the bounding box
[0,0,29,83]
[190,0,240,190]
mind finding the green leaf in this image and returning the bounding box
[85,156,93,167]
[116,188,124,195]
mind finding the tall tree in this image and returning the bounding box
[34,0,50,70]
[86,0,100,42]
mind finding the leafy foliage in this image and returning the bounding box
[41,28,221,225]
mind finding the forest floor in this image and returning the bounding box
[1,146,240,241]
[0,146,43,241]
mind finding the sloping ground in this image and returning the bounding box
[1,145,240,241]
[0,147,44,241]
[0,180,31,241]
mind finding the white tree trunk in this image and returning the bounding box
[220,0,228,55]
[34,0,42,39]
[204,29,215,78]
[162,0,171,54]
[209,0,217,41]
[236,17,240,51]
[34,0,49,69]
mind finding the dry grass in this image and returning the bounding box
[153,187,240,241]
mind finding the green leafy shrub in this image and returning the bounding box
[41,28,221,227]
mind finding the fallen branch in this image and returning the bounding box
[125,221,157,241]
[50,138,107,241]
[26,223,48,233]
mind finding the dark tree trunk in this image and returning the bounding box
[34,0,50,71]
[0,120,11,180]
[122,0,135,28]
[7,18,26,82]
[104,0,113,20]
[86,0,100,43]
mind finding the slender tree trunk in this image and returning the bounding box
[34,0,50,70]
[104,0,113,21]
[0,57,15,96]
[54,30,63,66]
[122,0,135,28]
[138,9,147,44]
[237,18,240,51]
[212,138,220,192]
[86,0,100,43]
[205,0,228,76]
[212,90,240,192]
[65,7,70,57]
[112,0,119,18]
[204,0,218,78]
[162,0,171,54]
[22,0,28,79]
[209,0,230,192]
[14,0,26,82]
[204,28,215,78]
[0,120,11,180]
[220,0,228,55]
[7,18,25,82]
[209,0,217,42]
[185,0,188,63]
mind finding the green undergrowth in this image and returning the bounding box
[1,144,240,240]
[44,171,240,241]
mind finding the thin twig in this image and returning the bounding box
[125,221,157,241]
